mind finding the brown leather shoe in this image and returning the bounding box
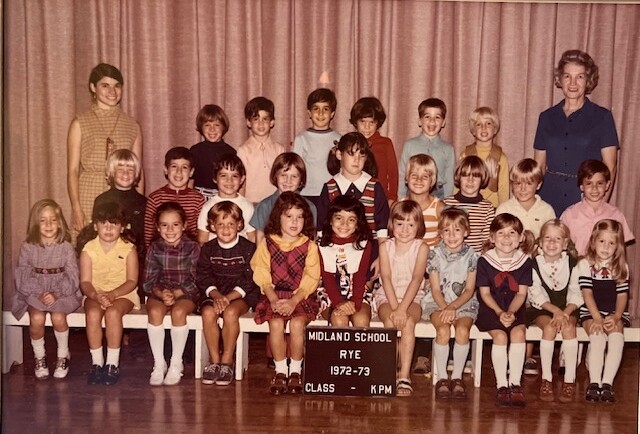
[539,379,555,402]
[495,387,510,407]
[287,372,303,394]
[450,378,467,399]
[509,385,526,408]
[270,373,288,395]
[435,379,451,399]
[558,382,575,403]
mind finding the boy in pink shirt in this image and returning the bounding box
[560,160,634,255]
[237,97,285,204]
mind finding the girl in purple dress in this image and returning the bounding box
[13,199,81,380]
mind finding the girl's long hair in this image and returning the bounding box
[585,219,628,282]
[26,199,70,246]
[319,195,372,248]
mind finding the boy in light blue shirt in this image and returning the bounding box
[398,98,454,199]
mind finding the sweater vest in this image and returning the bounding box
[464,144,504,192]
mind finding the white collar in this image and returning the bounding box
[218,236,240,249]
[483,248,528,272]
[334,171,372,193]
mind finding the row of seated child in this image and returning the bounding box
[12,94,633,405]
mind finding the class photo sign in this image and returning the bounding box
[303,326,397,396]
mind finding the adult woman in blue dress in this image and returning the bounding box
[533,50,619,216]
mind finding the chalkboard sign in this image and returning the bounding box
[303,326,397,396]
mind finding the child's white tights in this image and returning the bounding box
[589,332,624,385]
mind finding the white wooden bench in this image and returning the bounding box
[4,309,639,388]
[234,314,640,387]
[2,308,207,379]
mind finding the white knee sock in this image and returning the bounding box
[147,324,166,367]
[274,359,288,375]
[90,347,104,366]
[31,337,46,359]
[452,342,469,380]
[434,342,449,380]
[290,358,303,375]
[106,347,120,367]
[561,338,579,383]
[169,325,189,367]
[588,333,607,385]
[491,344,508,388]
[508,342,526,386]
[602,332,624,385]
[54,329,70,358]
[539,339,555,382]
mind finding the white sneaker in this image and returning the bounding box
[34,357,49,380]
[163,364,183,386]
[149,362,167,386]
[53,357,70,379]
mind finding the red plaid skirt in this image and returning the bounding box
[254,290,319,324]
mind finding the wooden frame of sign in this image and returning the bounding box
[303,326,397,396]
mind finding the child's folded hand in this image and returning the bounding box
[39,291,57,306]
[439,308,455,324]
[336,301,356,316]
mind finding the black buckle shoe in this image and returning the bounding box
[87,364,103,385]
[102,364,120,385]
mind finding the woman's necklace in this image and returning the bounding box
[93,107,121,159]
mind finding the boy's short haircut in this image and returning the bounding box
[270,152,307,189]
[307,88,337,112]
[454,155,489,189]
[207,200,245,231]
[439,207,471,234]
[349,97,386,128]
[164,146,195,168]
[196,104,230,136]
[469,106,500,134]
[406,154,438,188]
[577,159,611,184]
[214,153,246,179]
[106,149,142,186]
[244,96,275,120]
[510,158,543,184]
[418,98,447,120]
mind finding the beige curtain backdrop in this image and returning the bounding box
[3,0,639,314]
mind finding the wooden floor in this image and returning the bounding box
[2,329,639,433]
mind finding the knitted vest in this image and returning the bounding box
[266,237,310,292]
[464,144,504,192]
[326,178,377,231]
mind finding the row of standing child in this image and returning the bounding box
[13,88,633,404]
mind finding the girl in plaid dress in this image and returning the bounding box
[251,192,320,395]
[144,202,201,386]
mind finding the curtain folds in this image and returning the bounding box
[4,0,639,314]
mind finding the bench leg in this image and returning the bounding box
[235,332,249,381]
[472,339,483,388]
[3,325,24,373]
[194,330,205,379]
[431,343,438,385]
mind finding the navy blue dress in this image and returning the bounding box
[475,255,533,332]
[533,98,618,215]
